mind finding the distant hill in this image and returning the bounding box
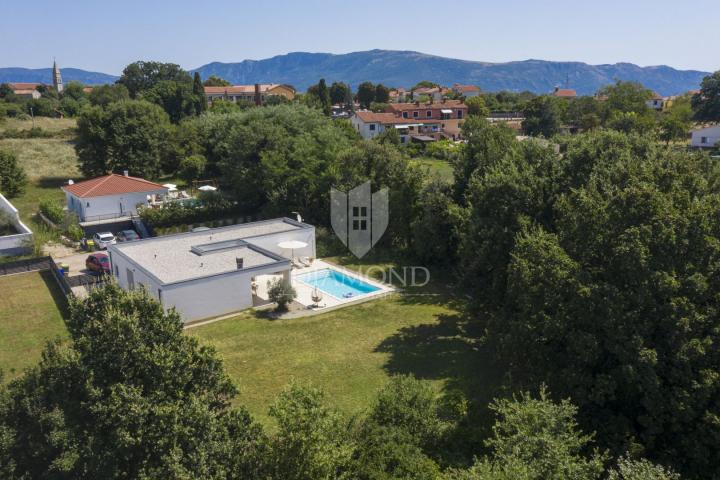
[1,51,711,96]
[0,67,117,86]
[192,50,710,96]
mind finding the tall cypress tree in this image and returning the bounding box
[317,78,331,116]
[192,72,206,114]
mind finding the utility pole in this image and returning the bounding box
[30,107,35,129]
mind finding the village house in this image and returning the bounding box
[204,83,296,105]
[351,100,468,143]
[646,92,664,110]
[453,84,480,98]
[62,172,168,223]
[552,87,577,98]
[8,83,42,99]
[690,124,720,149]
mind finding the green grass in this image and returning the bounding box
[0,271,68,381]
[411,156,454,182]
[190,254,498,427]
[0,117,77,135]
[0,118,80,224]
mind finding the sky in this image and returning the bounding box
[1,0,718,74]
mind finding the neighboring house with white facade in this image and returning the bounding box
[646,92,664,110]
[204,83,296,105]
[0,193,33,256]
[62,173,168,223]
[690,124,720,149]
[108,218,315,322]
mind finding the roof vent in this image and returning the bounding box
[68,179,74,185]
[123,170,129,177]
[236,257,244,269]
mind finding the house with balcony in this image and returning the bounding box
[204,83,296,105]
[351,100,468,144]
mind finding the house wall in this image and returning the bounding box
[0,193,33,256]
[691,126,720,148]
[351,117,385,140]
[70,189,167,222]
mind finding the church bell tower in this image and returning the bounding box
[52,59,63,93]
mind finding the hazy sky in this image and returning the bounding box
[2,0,718,74]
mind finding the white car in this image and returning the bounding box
[93,232,117,250]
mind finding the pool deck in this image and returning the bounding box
[254,259,394,314]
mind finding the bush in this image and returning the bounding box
[38,198,64,224]
[0,149,28,198]
[139,194,242,229]
[267,278,297,312]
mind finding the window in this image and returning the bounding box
[114,265,119,277]
[457,110,463,119]
[402,112,409,118]
[352,206,368,231]
[86,202,90,208]
[413,111,419,118]
[369,124,376,131]
[701,136,708,144]
[426,110,432,117]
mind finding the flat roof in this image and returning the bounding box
[110,218,309,285]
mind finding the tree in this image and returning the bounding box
[329,81,351,105]
[659,95,693,144]
[374,83,390,103]
[0,283,266,479]
[203,75,232,87]
[75,100,174,178]
[141,80,199,123]
[192,72,206,114]
[412,179,462,265]
[117,61,192,98]
[598,81,653,118]
[412,80,439,90]
[692,70,720,121]
[88,84,130,106]
[178,154,207,183]
[267,278,297,312]
[0,149,27,198]
[484,388,606,480]
[267,382,352,479]
[465,95,490,117]
[316,78,331,116]
[356,81,376,109]
[522,95,564,137]
[608,456,680,480]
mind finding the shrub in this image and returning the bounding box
[38,198,64,224]
[267,278,297,312]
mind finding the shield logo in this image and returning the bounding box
[330,181,389,258]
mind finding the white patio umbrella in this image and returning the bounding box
[162,183,177,192]
[198,185,217,192]
[277,240,308,260]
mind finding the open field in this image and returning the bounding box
[0,271,68,381]
[411,157,454,182]
[0,117,77,135]
[0,118,80,223]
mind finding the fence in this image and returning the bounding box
[0,256,73,296]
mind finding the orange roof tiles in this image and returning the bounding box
[553,88,577,98]
[62,174,166,198]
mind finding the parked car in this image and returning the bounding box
[93,232,116,249]
[117,229,140,242]
[192,226,210,232]
[86,253,111,275]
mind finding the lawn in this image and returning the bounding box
[0,271,68,381]
[0,117,77,135]
[411,156,454,182]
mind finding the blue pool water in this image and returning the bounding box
[295,269,380,299]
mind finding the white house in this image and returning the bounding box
[0,193,33,256]
[107,218,316,323]
[690,125,720,149]
[453,84,480,98]
[62,173,168,223]
[646,92,664,110]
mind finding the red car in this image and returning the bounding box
[86,253,111,275]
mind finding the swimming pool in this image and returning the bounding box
[295,268,380,299]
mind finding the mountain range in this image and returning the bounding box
[1,50,712,96]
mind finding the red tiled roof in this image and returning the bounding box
[62,174,167,198]
[454,84,480,93]
[9,82,42,90]
[354,110,443,125]
[553,88,577,98]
